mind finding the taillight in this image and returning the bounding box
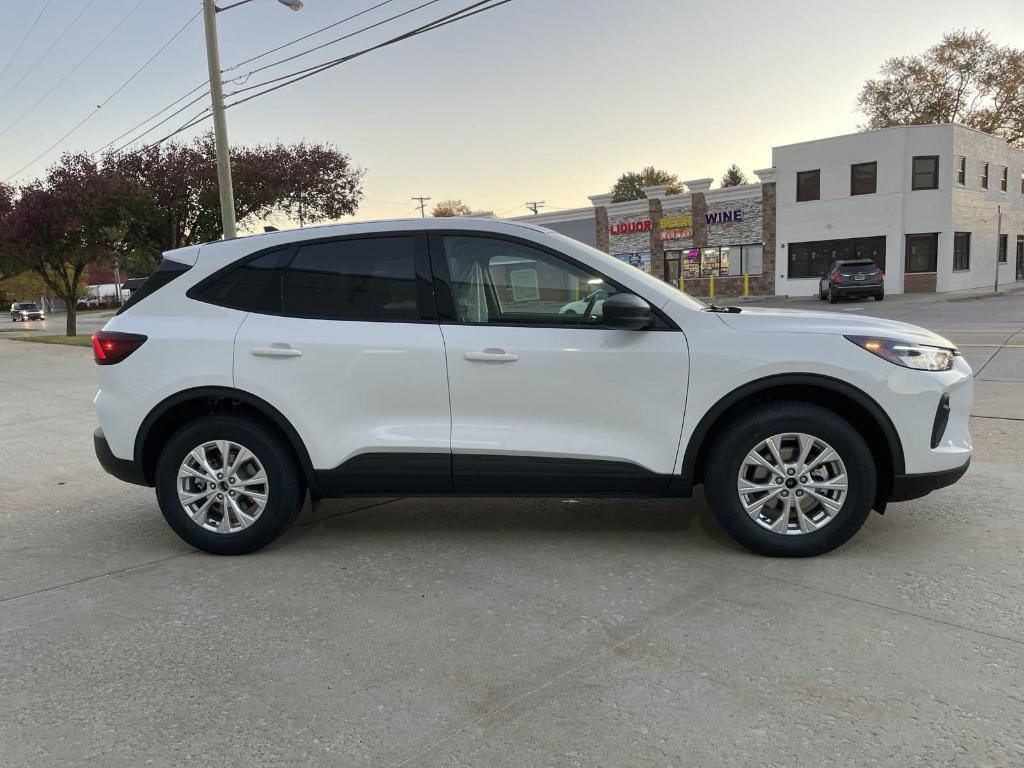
[92,331,147,365]
[879,270,885,281]
[834,273,843,283]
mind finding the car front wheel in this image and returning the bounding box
[703,402,876,557]
[155,414,304,555]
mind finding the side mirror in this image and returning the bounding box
[603,292,654,330]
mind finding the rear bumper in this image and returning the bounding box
[889,458,970,502]
[94,428,150,487]
[834,284,882,296]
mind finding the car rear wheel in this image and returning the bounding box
[703,402,876,557]
[155,414,304,555]
[828,287,838,304]
[874,291,884,301]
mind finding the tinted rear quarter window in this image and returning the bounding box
[281,236,418,321]
[194,251,281,313]
[117,258,193,315]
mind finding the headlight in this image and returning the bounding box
[846,335,957,371]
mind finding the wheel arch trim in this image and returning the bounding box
[679,372,906,486]
[135,386,317,490]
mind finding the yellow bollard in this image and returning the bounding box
[678,276,684,293]
[743,272,749,297]
[709,274,715,299]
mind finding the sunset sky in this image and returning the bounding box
[1,0,1022,223]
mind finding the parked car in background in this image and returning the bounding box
[77,297,101,309]
[11,302,45,321]
[819,259,884,303]
[93,219,971,558]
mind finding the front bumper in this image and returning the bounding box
[889,458,970,502]
[94,428,150,487]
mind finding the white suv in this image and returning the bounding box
[92,219,972,557]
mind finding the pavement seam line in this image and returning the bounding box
[387,582,734,768]
[0,498,403,606]
[972,323,1024,379]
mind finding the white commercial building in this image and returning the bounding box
[774,124,1024,296]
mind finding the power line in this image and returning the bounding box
[223,0,399,73]
[106,0,514,161]
[0,0,151,140]
[224,0,513,109]
[4,9,201,182]
[525,200,545,214]
[224,0,444,85]
[0,0,99,105]
[0,0,54,83]
[412,196,431,217]
[101,85,208,156]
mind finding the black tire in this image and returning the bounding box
[874,292,884,301]
[703,402,877,557]
[818,287,826,300]
[155,414,304,555]
[828,288,838,304]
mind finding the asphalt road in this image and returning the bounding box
[1,292,1023,767]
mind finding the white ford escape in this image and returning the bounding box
[93,218,972,557]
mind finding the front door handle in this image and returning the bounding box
[464,349,518,363]
[251,345,303,358]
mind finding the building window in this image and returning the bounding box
[787,236,886,279]
[999,234,1008,263]
[1000,166,1008,192]
[851,161,877,195]
[906,233,938,273]
[911,156,939,190]
[981,162,989,189]
[796,169,820,202]
[953,232,971,271]
[956,156,966,185]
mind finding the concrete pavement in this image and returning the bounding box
[1,292,1022,767]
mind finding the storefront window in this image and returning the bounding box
[788,236,886,279]
[614,251,652,274]
[905,233,938,273]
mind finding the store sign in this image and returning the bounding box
[706,209,743,225]
[609,219,651,235]
[661,227,693,241]
[660,214,692,228]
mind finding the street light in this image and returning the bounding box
[203,0,304,240]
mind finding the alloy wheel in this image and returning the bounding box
[736,432,848,535]
[177,440,269,534]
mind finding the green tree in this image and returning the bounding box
[720,164,748,187]
[431,199,472,217]
[858,30,1024,147]
[610,166,683,202]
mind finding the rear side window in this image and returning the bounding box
[116,258,192,315]
[193,251,282,313]
[281,237,418,321]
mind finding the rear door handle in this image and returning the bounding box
[464,349,518,363]
[251,345,303,358]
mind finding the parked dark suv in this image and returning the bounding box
[819,260,884,303]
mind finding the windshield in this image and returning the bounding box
[20,303,38,310]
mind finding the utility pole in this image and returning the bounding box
[994,205,1002,293]
[202,0,237,240]
[525,201,545,215]
[412,196,431,218]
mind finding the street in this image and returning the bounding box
[1,291,1023,767]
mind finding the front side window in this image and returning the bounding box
[1000,166,1008,192]
[956,156,966,185]
[981,162,989,189]
[998,234,1008,263]
[796,169,820,202]
[441,236,617,326]
[905,233,938,273]
[851,161,877,195]
[953,232,971,271]
[281,237,419,321]
[911,156,939,190]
